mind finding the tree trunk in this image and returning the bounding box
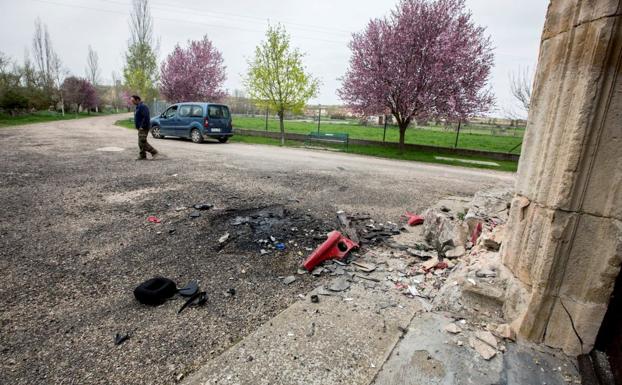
[278,110,285,146]
[398,123,407,153]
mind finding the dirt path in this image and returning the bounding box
[0,115,514,385]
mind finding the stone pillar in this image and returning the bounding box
[501,0,622,355]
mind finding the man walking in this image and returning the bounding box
[130,95,159,160]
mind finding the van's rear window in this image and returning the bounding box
[208,105,230,119]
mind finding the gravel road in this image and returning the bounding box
[0,114,514,384]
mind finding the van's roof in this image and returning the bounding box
[175,102,229,107]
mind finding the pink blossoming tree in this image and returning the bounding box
[62,76,98,113]
[339,0,494,151]
[160,35,226,103]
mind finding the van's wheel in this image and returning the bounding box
[191,129,204,143]
[151,125,164,139]
[218,136,229,143]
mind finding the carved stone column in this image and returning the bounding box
[501,0,622,355]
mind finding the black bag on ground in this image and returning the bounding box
[133,277,177,305]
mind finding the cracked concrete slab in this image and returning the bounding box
[183,281,423,385]
[371,312,579,385]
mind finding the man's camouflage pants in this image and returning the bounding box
[138,128,157,159]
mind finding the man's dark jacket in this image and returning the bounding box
[134,102,151,130]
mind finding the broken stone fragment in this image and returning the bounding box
[444,245,465,259]
[193,203,213,210]
[189,211,201,218]
[219,233,230,244]
[475,330,498,349]
[282,276,296,285]
[421,257,439,271]
[494,324,516,341]
[469,337,496,360]
[407,248,435,259]
[327,277,350,292]
[311,267,324,276]
[444,323,462,334]
[352,261,376,273]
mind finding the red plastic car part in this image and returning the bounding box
[303,231,359,271]
[404,212,424,226]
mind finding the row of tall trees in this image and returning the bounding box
[0,18,117,115]
[2,0,502,153]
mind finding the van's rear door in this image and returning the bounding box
[207,105,231,134]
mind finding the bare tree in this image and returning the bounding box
[509,66,532,114]
[111,71,122,112]
[50,53,66,115]
[85,46,100,86]
[32,18,55,89]
[85,46,100,111]
[129,0,155,47]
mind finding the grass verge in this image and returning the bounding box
[232,116,523,154]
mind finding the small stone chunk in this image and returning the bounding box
[444,323,462,334]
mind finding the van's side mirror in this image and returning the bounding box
[160,113,165,118]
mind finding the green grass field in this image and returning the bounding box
[0,110,128,128]
[232,116,523,154]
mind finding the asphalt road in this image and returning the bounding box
[0,114,514,385]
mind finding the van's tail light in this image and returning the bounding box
[203,118,209,128]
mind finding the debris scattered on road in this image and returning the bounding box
[218,233,230,245]
[327,277,351,292]
[445,246,465,259]
[352,260,376,273]
[494,324,516,341]
[403,212,424,226]
[147,216,161,224]
[177,291,207,314]
[310,294,319,303]
[114,333,130,346]
[189,211,201,218]
[469,336,497,360]
[193,203,214,210]
[227,288,236,296]
[444,323,462,334]
[275,242,286,251]
[475,330,498,349]
[134,277,177,306]
[177,281,199,297]
[282,276,296,285]
[302,231,358,271]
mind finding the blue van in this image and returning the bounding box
[150,102,233,143]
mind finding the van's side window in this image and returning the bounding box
[208,105,222,119]
[164,106,177,119]
[190,105,203,117]
[179,105,192,117]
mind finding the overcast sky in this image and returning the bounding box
[0,0,548,116]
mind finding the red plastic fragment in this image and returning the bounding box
[303,231,358,271]
[403,211,424,226]
[470,222,483,243]
[147,216,161,224]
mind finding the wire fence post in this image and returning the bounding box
[454,120,461,149]
[265,105,268,131]
[317,104,321,134]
